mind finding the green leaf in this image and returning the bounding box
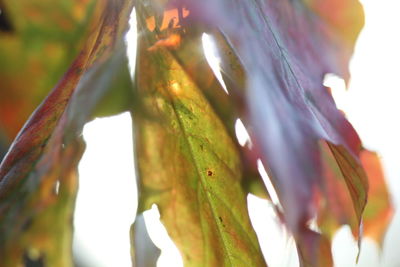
[133,3,266,265]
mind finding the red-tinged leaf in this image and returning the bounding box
[296,229,333,267]
[0,1,135,265]
[133,3,266,265]
[315,143,393,262]
[327,144,369,234]
[317,141,359,238]
[0,0,132,197]
[0,129,84,267]
[360,151,393,246]
[303,0,364,50]
[174,0,367,265]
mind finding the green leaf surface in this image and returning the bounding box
[133,3,266,266]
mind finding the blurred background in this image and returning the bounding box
[1,0,399,266]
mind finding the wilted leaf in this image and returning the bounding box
[0,1,135,265]
[133,3,266,265]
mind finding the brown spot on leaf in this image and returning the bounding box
[218,216,226,227]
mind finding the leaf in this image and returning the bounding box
[0,133,84,267]
[176,0,370,265]
[133,3,266,266]
[317,141,360,238]
[0,130,7,161]
[210,31,269,200]
[168,29,269,201]
[360,151,393,246]
[296,229,333,267]
[0,0,96,142]
[0,1,135,265]
[91,54,134,119]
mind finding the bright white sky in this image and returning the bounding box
[73,1,400,266]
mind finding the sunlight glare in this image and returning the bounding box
[247,194,298,267]
[73,113,137,267]
[202,33,228,94]
[323,73,348,112]
[126,8,138,77]
[256,159,280,207]
[234,118,252,148]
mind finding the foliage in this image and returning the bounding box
[0,0,393,266]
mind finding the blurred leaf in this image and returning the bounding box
[91,54,134,119]
[317,144,393,258]
[304,0,364,53]
[0,129,7,161]
[317,141,360,238]
[0,1,13,33]
[0,1,134,265]
[361,151,393,246]
[177,0,368,265]
[133,3,266,265]
[211,31,269,200]
[0,0,96,142]
[296,229,333,267]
